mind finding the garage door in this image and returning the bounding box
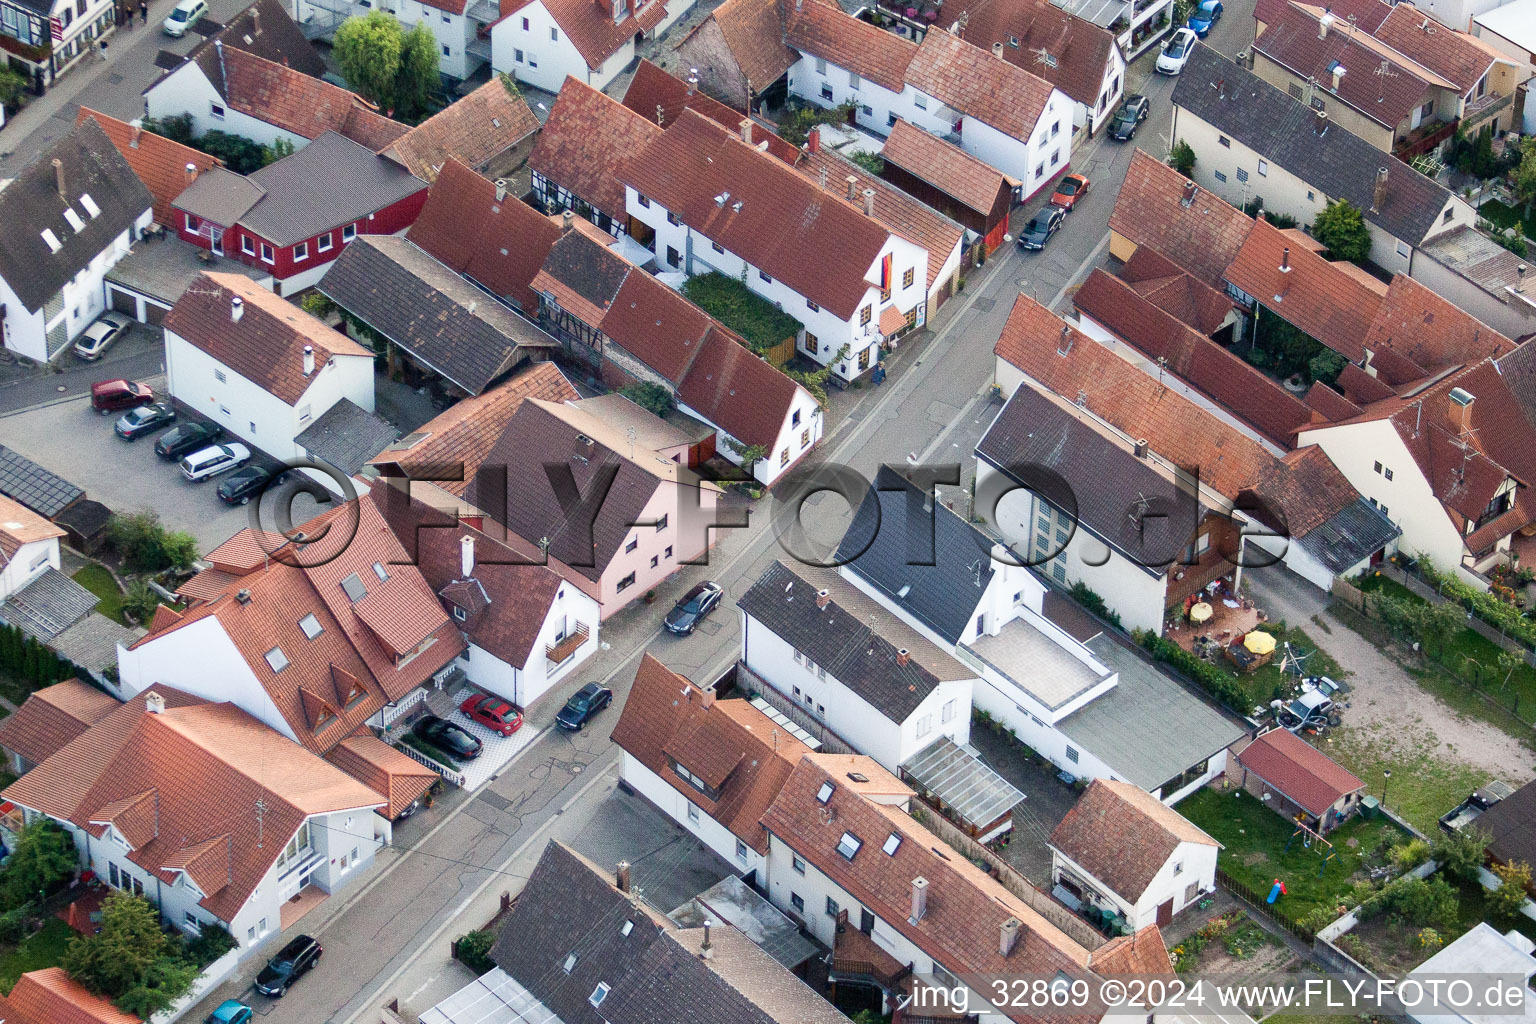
[144,302,167,326]
[110,287,136,316]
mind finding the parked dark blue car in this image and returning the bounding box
[555,682,613,731]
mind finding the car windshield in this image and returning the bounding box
[170,7,188,18]
[1115,107,1135,121]
[1057,180,1081,195]
[1169,36,1189,55]
[1027,217,1050,233]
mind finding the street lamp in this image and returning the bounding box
[1382,769,1392,807]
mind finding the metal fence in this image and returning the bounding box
[1213,867,1317,942]
[398,741,466,788]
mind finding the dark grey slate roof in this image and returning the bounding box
[172,167,266,227]
[238,131,424,246]
[0,569,99,643]
[541,229,630,310]
[0,445,85,518]
[319,235,556,396]
[50,614,145,672]
[1296,497,1401,574]
[834,465,996,645]
[1172,46,1454,246]
[975,385,1205,575]
[295,399,399,476]
[737,561,966,723]
[0,119,154,313]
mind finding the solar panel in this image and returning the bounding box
[0,445,85,518]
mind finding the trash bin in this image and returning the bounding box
[1360,795,1381,819]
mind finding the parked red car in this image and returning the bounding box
[1049,173,1091,212]
[91,379,154,415]
[459,693,523,736]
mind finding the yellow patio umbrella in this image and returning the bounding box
[1243,630,1277,656]
[1188,602,1214,623]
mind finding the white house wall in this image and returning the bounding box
[622,751,765,879]
[691,385,822,487]
[1052,837,1216,930]
[0,275,48,362]
[459,581,601,707]
[145,64,309,150]
[1409,246,1536,342]
[0,538,59,602]
[491,1,634,92]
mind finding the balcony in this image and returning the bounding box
[831,926,912,993]
[1463,90,1513,132]
[466,35,492,61]
[1394,117,1457,161]
[546,623,590,667]
[466,0,499,21]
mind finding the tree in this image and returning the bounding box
[110,511,198,573]
[1311,199,1372,264]
[1488,860,1533,926]
[63,892,171,998]
[1307,349,1346,386]
[121,580,162,624]
[0,67,28,109]
[334,11,440,120]
[455,930,495,974]
[1515,143,1536,212]
[778,102,857,147]
[725,438,769,476]
[621,382,675,418]
[117,956,198,1019]
[1414,601,1466,662]
[1169,139,1196,177]
[0,820,78,905]
[1431,827,1489,884]
[848,150,885,175]
[261,136,295,166]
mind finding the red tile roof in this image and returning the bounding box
[1255,0,1388,32]
[595,254,715,381]
[679,328,808,448]
[498,0,665,69]
[785,0,916,92]
[1374,4,1510,95]
[611,654,808,854]
[1251,445,1369,540]
[1360,274,1515,381]
[4,697,382,922]
[1050,780,1218,903]
[0,968,141,1024]
[879,119,1013,216]
[939,0,1117,111]
[325,735,437,818]
[1236,727,1365,817]
[621,109,890,321]
[699,0,800,94]
[76,108,222,227]
[382,78,540,182]
[1118,245,1234,335]
[905,28,1055,142]
[1109,150,1254,288]
[0,493,64,568]
[530,78,662,226]
[163,272,372,406]
[0,679,118,772]
[621,59,799,164]
[1089,927,1173,976]
[1072,270,1310,449]
[221,47,406,148]
[407,159,562,314]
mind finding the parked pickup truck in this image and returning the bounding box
[1439,780,1515,835]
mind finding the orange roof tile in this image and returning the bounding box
[221,47,406,148]
[1374,4,1511,95]
[0,493,64,567]
[701,0,800,94]
[621,59,799,164]
[1090,926,1173,976]
[1360,274,1514,380]
[1050,780,1217,902]
[678,328,808,449]
[0,678,118,769]
[0,967,141,1024]
[1237,728,1364,817]
[938,0,1117,111]
[498,0,665,69]
[1109,150,1254,288]
[905,29,1055,142]
[879,119,1012,216]
[785,0,916,92]
[530,78,662,225]
[76,108,222,227]
[383,78,540,181]
[326,735,437,819]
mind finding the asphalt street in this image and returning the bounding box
[0,3,1260,1020]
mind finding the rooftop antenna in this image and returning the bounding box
[627,425,637,461]
[968,558,984,587]
[1129,492,1152,528]
[1374,60,1398,79]
[1032,47,1058,69]
[1156,355,1168,386]
[254,797,268,849]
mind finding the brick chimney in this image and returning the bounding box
[52,157,65,200]
[816,588,831,609]
[806,128,821,155]
[616,861,632,892]
[130,124,142,149]
[1372,166,1388,213]
[186,161,199,184]
[740,118,753,145]
[897,648,910,667]
[846,175,858,202]
[495,178,508,202]
[1000,917,1022,956]
[699,684,716,709]
[1448,387,1475,433]
[1318,10,1334,38]
[910,877,929,922]
[1330,63,1345,91]
[1181,180,1197,206]
[862,187,875,217]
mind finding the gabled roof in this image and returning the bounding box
[295,398,400,477]
[1255,0,1388,32]
[786,0,916,91]
[325,734,437,819]
[1236,727,1364,816]
[164,272,371,405]
[531,228,637,336]
[1372,2,1511,96]
[319,235,555,396]
[1360,273,1514,379]
[762,755,1095,1019]
[145,0,326,97]
[612,654,807,854]
[622,59,799,164]
[1253,2,1452,129]
[795,144,964,290]
[905,28,1056,142]
[738,561,972,722]
[530,77,662,224]
[621,109,890,321]
[4,697,382,921]
[0,677,119,771]
[939,0,1117,110]
[879,119,1013,216]
[1050,779,1218,902]
[1071,269,1311,449]
[1108,150,1253,288]
[1171,47,1461,248]
[835,465,996,645]
[693,0,800,94]
[1250,444,1385,542]
[678,329,808,449]
[240,131,424,246]
[382,78,541,181]
[366,362,579,497]
[498,0,665,70]
[0,492,65,568]
[407,159,562,314]
[0,118,153,314]
[220,47,406,149]
[0,968,141,1024]
[75,108,221,227]
[1118,245,1234,335]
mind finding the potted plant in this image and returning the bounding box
[644,589,658,604]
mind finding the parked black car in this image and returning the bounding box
[1016,206,1065,251]
[555,682,613,731]
[255,934,321,998]
[155,421,224,460]
[413,714,483,760]
[664,581,723,635]
[1107,95,1150,140]
[217,465,276,506]
[114,402,176,440]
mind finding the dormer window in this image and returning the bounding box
[563,953,577,973]
[299,614,323,639]
[340,573,367,602]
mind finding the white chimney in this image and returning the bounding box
[862,187,876,217]
[461,534,475,578]
[145,691,166,715]
[1318,11,1334,38]
[1517,264,1529,295]
[740,118,753,145]
[494,179,508,201]
[1331,63,1346,91]
[991,41,1004,57]
[231,295,244,322]
[302,344,315,376]
[910,876,929,922]
[1000,917,1022,956]
[847,175,858,202]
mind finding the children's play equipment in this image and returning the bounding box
[1283,814,1337,876]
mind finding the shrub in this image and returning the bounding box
[456,930,496,974]
[121,581,162,624]
[300,292,337,319]
[621,382,675,418]
[681,273,804,353]
[1417,927,1444,950]
[0,820,78,906]
[109,512,198,573]
[1311,199,1372,264]
[1488,860,1532,926]
[1389,837,1431,872]
[1380,876,1459,930]
[0,903,34,943]
[1431,827,1489,884]
[848,150,885,175]
[184,923,237,968]
[1414,556,1536,650]
[1134,629,1248,710]
[1067,582,1122,629]
[778,102,857,147]
[1169,139,1196,176]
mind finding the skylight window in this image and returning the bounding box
[40,229,61,253]
[589,983,610,1007]
[79,193,100,218]
[340,573,367,602]
[299,614,323,639]
[882,833,902,856]
[389,432,429,451]
[816,782,835,805]
[563,953,577,974]
[63,208,85,233]
[621,920,634,937]
[836,832,863,861]
[373,562,389,582]
[265,647,289,672]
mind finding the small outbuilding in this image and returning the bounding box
[1235,728,1366,833]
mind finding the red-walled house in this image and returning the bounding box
[171,131,427,297]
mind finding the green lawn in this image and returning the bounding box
[681,272,805,354]
[0,918,76,994]
[1243,626,1346,708]
[1478,199,1536,238]
[70,565,126,625]
[1316,724,1489,834]
[1179,788,1397,925]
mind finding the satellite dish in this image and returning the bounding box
[1003,234,1013,242]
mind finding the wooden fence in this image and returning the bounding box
[1213,866,1317,943]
